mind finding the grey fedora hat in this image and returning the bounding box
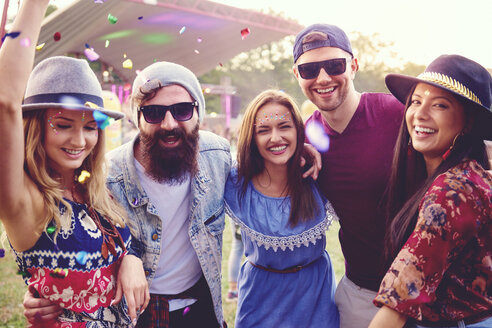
[22,56,124,120]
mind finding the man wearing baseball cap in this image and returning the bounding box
[293,23,405,328]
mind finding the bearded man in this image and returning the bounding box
[105,61,231,328]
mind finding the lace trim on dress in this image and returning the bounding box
[225,201,338,252]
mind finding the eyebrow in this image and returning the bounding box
[56,117,97,124]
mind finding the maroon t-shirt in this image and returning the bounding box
[306,93,404,291]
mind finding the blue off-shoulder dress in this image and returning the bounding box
[225,168,340,328]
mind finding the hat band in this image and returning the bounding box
[23,92,104,107]
[417,71,482,106]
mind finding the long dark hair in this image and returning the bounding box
[236,90,319,226]
[383,88,490,268]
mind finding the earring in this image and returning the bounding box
[442,133,461,161]
[407,138,413,157]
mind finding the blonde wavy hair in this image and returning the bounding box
[23,110,128,242]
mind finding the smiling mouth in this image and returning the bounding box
[316,86,335,94]
[62,148,84,155]
[414,126,436,135]
[268,145,287,152]
[161,135,180,145]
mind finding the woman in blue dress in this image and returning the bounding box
[225,89,340,327]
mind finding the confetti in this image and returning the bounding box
[240,28,250,40]
[138,16,143,20]
[50,268,68,279]
[93,110,111,129]
[20,37,31,47]
[305,120,330,152]
[35,43,45,51]
[183,306,190,316]
[179,26,186,34]
[0,248,5,258]
[53,32,61,42]
[105,40,110,48]
[85,43,90,48]
[197,37,202,43]
[1,31,21,43]
[75,251,89,265]
[94,0,106,3]
[194,49,199,54]
[122,58,133,69]
[17,269,29,278]
[219,62,223,67]
[78,170,91,184]
[132,198,138,206]
[84,48,100,61]
[107,14,118,24]
[143,0,158,5]
[46,226,56,234]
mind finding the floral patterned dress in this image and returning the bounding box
[374,160,492,325]
[14,199,132,327]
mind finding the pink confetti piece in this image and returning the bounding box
[20,37,31,47]
[240,28,250,40]
[84,48,100,61]
[197,37,202,43]
[183,306,190,316]
[305,120,330,152]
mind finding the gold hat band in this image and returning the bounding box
[417,71,482,106]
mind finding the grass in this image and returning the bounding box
[0,219,344,327]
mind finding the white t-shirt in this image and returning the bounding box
[135,160,202,310]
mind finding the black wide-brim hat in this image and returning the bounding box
[22,56,124,120]
[385,54,492,140]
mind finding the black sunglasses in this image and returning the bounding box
[297,58,347,79]
[139,102,197,124]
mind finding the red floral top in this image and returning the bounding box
[374,160,492,324]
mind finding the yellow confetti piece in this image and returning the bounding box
[35,43,45,51]
[84,101,99,109]
[122,59,133,69]
[78,170,91,184]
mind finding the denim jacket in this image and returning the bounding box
[106,130,231,325]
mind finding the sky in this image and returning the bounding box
[4,0,492,68]
[215,0,492,69]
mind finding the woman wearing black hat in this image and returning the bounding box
[369,54,492,328]
[0,1,148,326]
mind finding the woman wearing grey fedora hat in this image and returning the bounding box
[369,54,492,328]
[0,0,148,327]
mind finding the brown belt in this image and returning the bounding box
[249,258,318,273]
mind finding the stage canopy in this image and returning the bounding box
[35,0,304,82]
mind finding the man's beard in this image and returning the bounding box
[139,124,199,184]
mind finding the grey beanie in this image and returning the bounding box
[131,61,205,126]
